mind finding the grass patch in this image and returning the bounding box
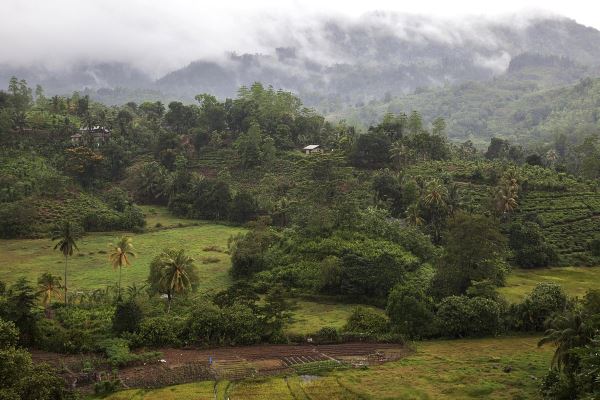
[0,223,245,292]
[500,266,600,303]
[102,382,214,400]
[139,205,206,230]
[286,300,385,335]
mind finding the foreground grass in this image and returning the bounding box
[103,336,552,400]
[103,382,215,400]
[501,266,600,303]
[0,223,244,291]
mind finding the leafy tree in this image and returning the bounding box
[165,101,198,134]
[64,146,104,187]
[432,213,507,298]
[509,222,557,268]
[2,278,38,345]
[511,283,568,331]
[344,306,389,335]
[0,319,18,349]
[237,122,263,168]
[7,76,32,132]
[349,133,391,169]
[52,222,79,306]
[435,295,503,338]
[148,249,199,312]
[229,191,259,223]
[109,236,136,298]
[229,224,273,278]
[386,281,435,338]
[485,137,510,160]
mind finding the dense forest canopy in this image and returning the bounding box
[1,71,600,399]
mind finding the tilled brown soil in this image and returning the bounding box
[32,342,410,390]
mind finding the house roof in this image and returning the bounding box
[303,144,320,150]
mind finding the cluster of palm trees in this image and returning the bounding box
[50,221,136,306]
[48,221,198,311]
[493,171,519,217]
[404,177,461,243]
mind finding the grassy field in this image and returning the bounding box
[0,216,245,291]
[102,382,215,400]
[103,336,552,400]
[286,300,384,335]
[500,266,600,303]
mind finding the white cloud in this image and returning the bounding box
[0,0,598,77]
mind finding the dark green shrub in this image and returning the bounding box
[344,307,389,335]
[510,283,568,331]
[112,300,143,334]
[0,201,37,238]
[229,191,259,223]
[386,281,435,338]
[435,296,503,338]
[312,327,340,343]
[138,316,185,347]
[587,235,600,257]
[94,378,121,395]
[0,318,18,349]
[509,222,557,268]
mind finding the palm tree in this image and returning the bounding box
[149,249,198,313]
[538,308,593,371]
[126,283,147,300]
[494,184,518,215]
[52,221,79,306]
[389,141,410,170]
[406,203,424,227]
[423,179,448,208]
[109,236,136,299]
[36,273,62,315]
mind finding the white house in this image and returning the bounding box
[302,144,322,154]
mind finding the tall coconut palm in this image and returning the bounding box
[36,272,62,313]
[109,236,136,299]
[52,221,79,306]
[149,248,198,313]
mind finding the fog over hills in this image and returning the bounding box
[2,12,600,107]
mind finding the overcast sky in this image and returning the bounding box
[1,0,599,76]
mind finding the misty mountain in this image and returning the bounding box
[153,15,600,104]
[335,56,600,147]
[3,14,600,109]
[0,62,153,95]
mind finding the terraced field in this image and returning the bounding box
[101,336,552,400]
[520,190,600,265]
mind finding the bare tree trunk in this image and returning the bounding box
[64,255,68,306]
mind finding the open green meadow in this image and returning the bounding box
[501,266,600,302]
[286,300,385,335]
[103,336,552,400]
[0,216,245,292]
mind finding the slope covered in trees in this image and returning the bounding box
[1,77,600,399]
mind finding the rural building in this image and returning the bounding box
[71,126,111,146]
[303,144,322,154]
